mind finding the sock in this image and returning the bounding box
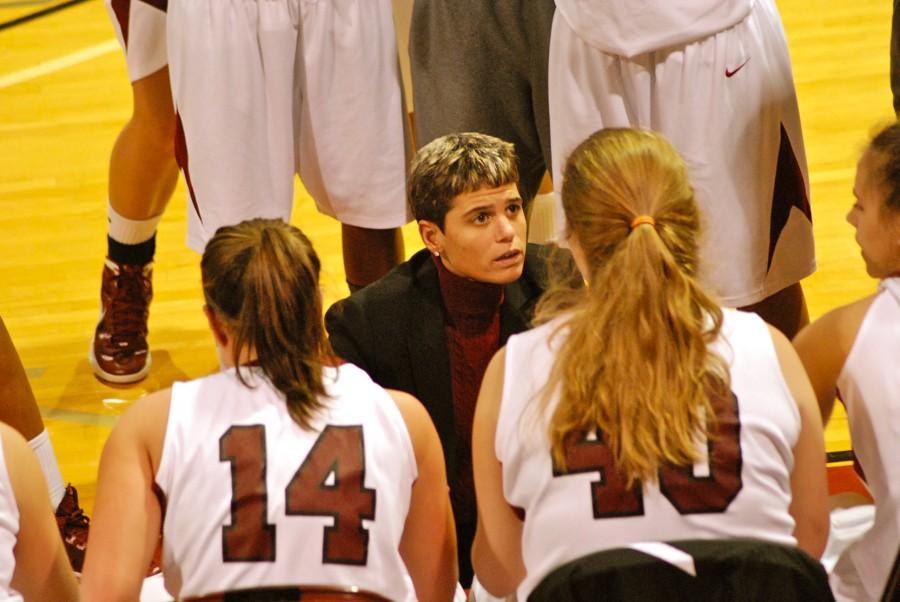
[107,200,162,265]
[27,429,65,509]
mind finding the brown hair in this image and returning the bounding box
[407,132,519,229]
[537,129,730,484]
[201,218,330,429]
[867,121,900,214]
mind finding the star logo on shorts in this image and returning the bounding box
[725,57,751,78]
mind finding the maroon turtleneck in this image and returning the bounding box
[434,255,504,526]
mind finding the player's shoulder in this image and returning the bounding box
[112,387,173,447]
[799,293,878,356]
[0,423,24,448]
[0,423,29,470]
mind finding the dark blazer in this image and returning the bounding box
[325,244,552,480]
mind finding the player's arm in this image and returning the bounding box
[793,296,872,423]
[471,348,526,597]
[80,388,171,602]
[3,423,78,601]
[770,325,830,559]
[390,389,458,602]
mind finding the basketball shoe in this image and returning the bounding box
[90,257,153,383]
[55,484,90,573]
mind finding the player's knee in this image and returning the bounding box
[127,109,176,153]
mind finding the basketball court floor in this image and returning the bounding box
[0,0,893,510]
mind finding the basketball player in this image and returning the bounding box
[548,0,815,338]
[471,129,829,599]
[92,1,178,383]
[0,317,89,572]
[0,422,79,601]
[81,219,457,601]
[167,0,408,292]
[794,123,900,602]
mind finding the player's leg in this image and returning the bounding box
[342,225,404,291]
[169,0,297,254]
[742,283,809,339]
[547,2,814,337]
[410,0,555,204]
[0,317,88,571]
[93,0,175,384]
[734,0,813,338]
[296,0,408,290]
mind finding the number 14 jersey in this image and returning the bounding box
[155,364,417,601]
[498,310,800,600]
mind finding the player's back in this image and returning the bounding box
[832,277,900,601]
[156,363,416,601]
[499,309,800,599]
[0,431,21,602]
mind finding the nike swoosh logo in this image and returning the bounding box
[725,57,750,78]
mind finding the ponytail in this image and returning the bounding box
[537,129,730,484]
[202,219,331,429]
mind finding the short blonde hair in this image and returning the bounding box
[408,132,519,229]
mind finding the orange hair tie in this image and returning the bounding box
[630,215,656,230]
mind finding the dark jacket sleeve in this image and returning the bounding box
[324,296,376,373]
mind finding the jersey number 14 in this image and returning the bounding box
[219,424,376,565]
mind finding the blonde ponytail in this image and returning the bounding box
[538,129,730,484]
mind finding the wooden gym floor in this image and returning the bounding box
[0,0,893,511]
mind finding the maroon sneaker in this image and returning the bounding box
[89,258,153,383]
[55,484,89,573]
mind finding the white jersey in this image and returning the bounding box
[553,0,752,58]
[156,364,417,601]
[0,435,20,602]
[831,278,900,602]
[498,310,800,599]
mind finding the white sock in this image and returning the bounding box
[27,429,65,509]
[108,200,163,245]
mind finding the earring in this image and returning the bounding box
[432,250,440,257]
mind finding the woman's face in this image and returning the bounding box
[847,151,900,279]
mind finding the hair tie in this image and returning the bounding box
[630,215,656,230]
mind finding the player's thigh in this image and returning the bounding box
[296,0,408,229]
[106,0,167,83]
[169,0,299,251]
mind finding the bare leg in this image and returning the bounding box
[0,317,43,440]
[108,67,179,219]
[740,282,809,340]
[92,67,179,384]
[341,225,405,289]
[0,317,84,566]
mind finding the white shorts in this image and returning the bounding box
[105,0,168,83]
[548,0,815,306]
[168,0,410,252]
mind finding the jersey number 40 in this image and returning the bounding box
[219,424,376,565]
[553,392,743,517]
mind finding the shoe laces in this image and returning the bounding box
[57,488,90,535]
[105,263,151,342]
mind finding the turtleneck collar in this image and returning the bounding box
[433,255,504,320]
